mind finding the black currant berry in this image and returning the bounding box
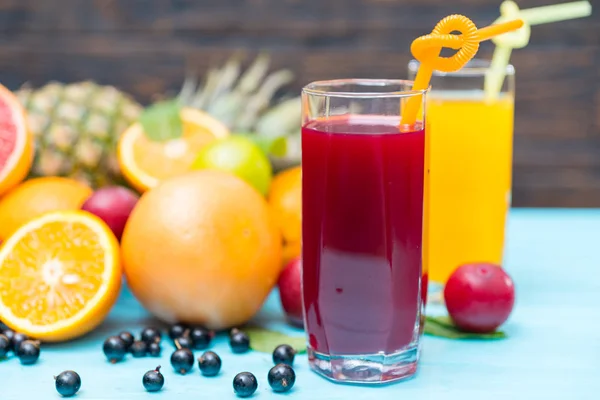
[272,344,296,365]
[190,327,213,350]
[130,340,148,358]
[148,341,161,357]
[233,372,258,397]
[198,351,221,377]
[103,336,127,363]
[143,366,165,392]
[55,370,81,397]
[170,341,194,375]
[2,329,15,349]
[0,334,10,358]
[168,323,188,340]
[268,363,296,393]
[118,331,134,350]
[140,327,162,344]
[229,328,250,354]
[175,336,194,350]
[11,332,29,352]
[16,340,41,365]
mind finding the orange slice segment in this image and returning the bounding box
[0,211,121,342]
[118,108,230,192]
[0,84,34,196]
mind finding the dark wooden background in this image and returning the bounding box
[0,0,598,207]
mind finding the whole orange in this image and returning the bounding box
[268,166,301,267]
[0,177,93,241]
[121,170,282,329]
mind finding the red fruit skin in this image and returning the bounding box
[81,186,139,241]
[278,256,304,328]
[444,263,515,333]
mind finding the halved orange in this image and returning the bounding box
[0,84,34,196]
[0,211,121,342]
[118,108,230,192]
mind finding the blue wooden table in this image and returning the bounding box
[3,209,600,399]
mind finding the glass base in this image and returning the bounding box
[307,345,419,384]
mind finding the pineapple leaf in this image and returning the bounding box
[139,99,183,142]
[234,54,271,96]
[205,55,272,128]
[205,93,245,127]
[190,68,219,109]
[212,57,242,100]
[255,97,301,137]
[177,75,199,105]
[235,69,295,131]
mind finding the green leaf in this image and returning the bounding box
[244,327,307,354]
[139,100,183,142]
[424,315,506,340]
[235,132,288,157]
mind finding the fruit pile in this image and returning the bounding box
[0,55,303,345]
[0,51,519,396]
[14,55,301,188]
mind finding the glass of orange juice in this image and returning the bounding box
[409,59,515,296]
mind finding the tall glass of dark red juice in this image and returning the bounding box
[301,79,427,384]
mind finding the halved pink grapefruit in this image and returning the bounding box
[0,84,33,196]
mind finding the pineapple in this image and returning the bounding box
[176,54,302,171]
[14,54,301,189]
[15,81,143,188]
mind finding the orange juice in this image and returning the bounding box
[425,92,514,285]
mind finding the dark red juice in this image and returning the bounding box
[302,115,425,355]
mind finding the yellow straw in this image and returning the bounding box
[484,1,592,100]
[403,16,524,127]
[519,1,591,25]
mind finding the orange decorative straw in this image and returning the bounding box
[402,15,524,126]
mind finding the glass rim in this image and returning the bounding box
[408,58,515,77]
[302,79,429,99]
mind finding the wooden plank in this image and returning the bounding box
[0,0,597,207]
[513,167,600,207]
[514,166,600,189]
[514,138,600,168]
[0,0,597,48]
[513,187,600,208]
[0,35,594,80]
